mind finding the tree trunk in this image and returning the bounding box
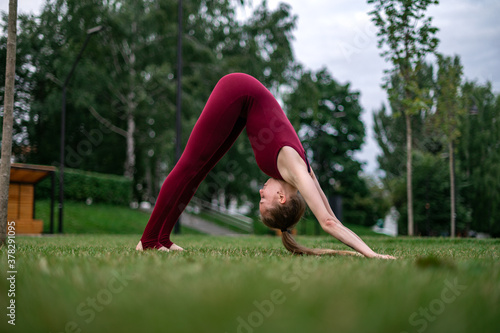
[124,111,136,180]
[449,140,456,237]
[123,21,137,180]
[0,0,18,244]
[406,112,414,236]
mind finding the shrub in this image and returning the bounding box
[36,168,132,206]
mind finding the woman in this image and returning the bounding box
[137,73,395,259]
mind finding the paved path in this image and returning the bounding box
[180,213,243,236]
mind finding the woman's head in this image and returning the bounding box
[258,178,299,218]
[259,178,305,230]
[259,178,357,256]
[259,179,312,255]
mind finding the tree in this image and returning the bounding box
[286,68,373,225]
[373,64,457,236]
[183,0,298,207]
[373,63,434,181]
[392,150,451,235]
[434,54,464,237]
[1,0,126,172]
[0,0,17,244]
[457,81,500,236]
[0,11,31,160]
[368,0,440,235]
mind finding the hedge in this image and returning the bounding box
[36,168,132,206]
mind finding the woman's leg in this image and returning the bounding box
[156,116,246,247]
[140,74,252,249]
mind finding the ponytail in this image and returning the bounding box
[262,193,360,257]
[280,231,360,256]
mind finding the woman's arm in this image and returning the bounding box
[309,168,370,245]
[278,147,394,259]
[310,169,335,217]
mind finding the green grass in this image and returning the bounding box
[35,200,203,235]
[1,234,499,333]
[35,200,379,238]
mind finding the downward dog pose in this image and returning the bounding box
[137,73,394,259]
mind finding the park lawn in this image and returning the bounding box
[0,234,499,333]
[35,200,203,235]
[35,200,380,238]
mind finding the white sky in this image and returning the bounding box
[2,0,500,176]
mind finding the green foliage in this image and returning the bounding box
[368,0,439,114]
[347,176,392,227]
[374,104,408,180]
[37,168,132,206]
[0,0,300,206]
[372,63,437,192]
[286,68,380,225]
[368,0,440,79]
[368,0,440,235]
[434,55,465,141]
[193,0,298,206]
[0,12,36,151]
[287,68,365,185]
[1,0,394,231]
[457,82,500,236]
[368,0,440,56]
[375,70,500,236]
[393,151,453,235]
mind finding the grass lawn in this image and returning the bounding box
[34,200,378,237]
[35,200,203,235]
[1,234,499,333]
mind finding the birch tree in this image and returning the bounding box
[367,0,439,235]
[434,54,464,237]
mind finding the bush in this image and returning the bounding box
[36,168,132,206]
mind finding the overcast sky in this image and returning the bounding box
[2,0,500,176]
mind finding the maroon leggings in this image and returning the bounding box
[140,73,277,249]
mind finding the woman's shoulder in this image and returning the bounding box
[277,146,311,185]
[278,146,306,165]
[279,146,310,171]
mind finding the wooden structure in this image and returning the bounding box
[8,163,56,234]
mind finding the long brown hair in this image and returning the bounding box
[261,193,360,256]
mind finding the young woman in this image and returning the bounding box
[137,73,395,259]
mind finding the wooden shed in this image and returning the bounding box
[8,163,56,234]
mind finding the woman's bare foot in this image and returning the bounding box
[169,243,184,251]
[135,241,169,252]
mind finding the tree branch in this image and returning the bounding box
[88,106,127,138]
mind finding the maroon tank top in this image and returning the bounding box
[242,74,310,180]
